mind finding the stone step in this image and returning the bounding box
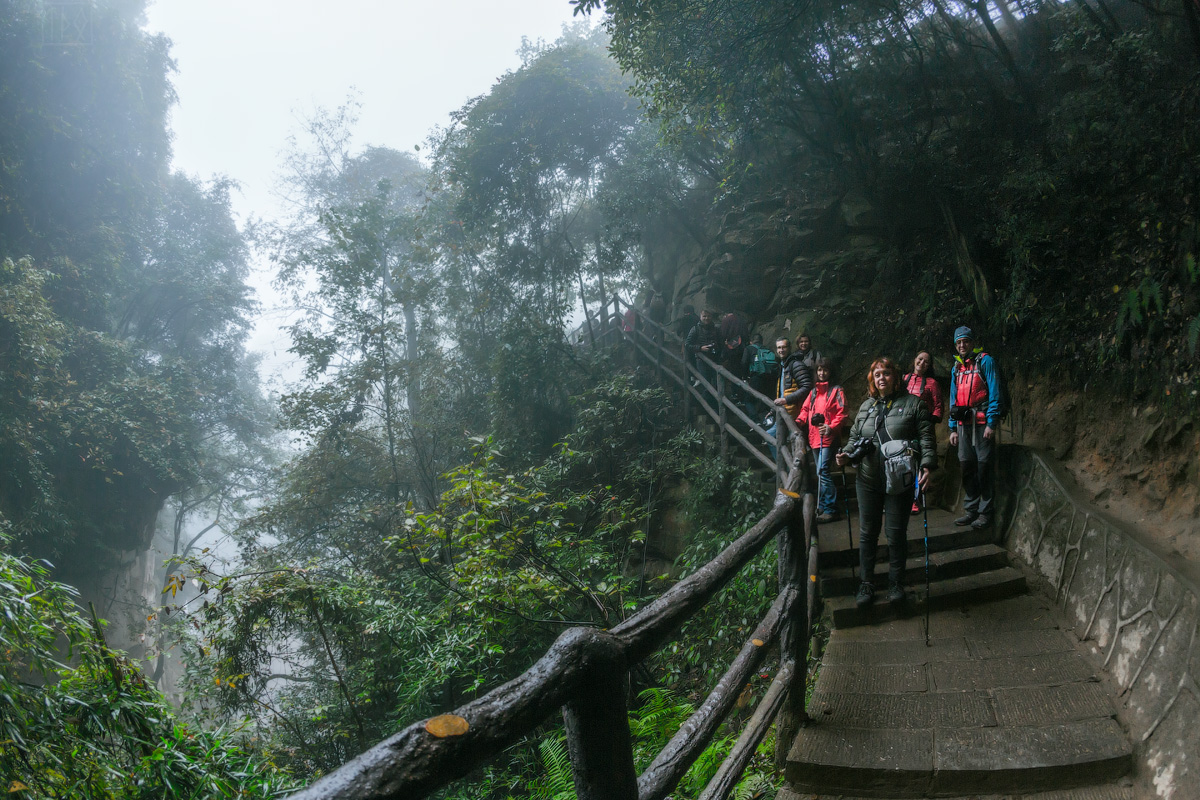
[825,567,1027,629]
[818,522,998,570]
[778,777,1136,800]
[821,544,1010,596]
[784,717,1131,798]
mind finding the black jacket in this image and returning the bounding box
[684,322,720,357]
[778,352,814,406]
[840,391,937,490]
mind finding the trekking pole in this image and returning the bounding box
[841,463,854,553]
[922,484,931,647]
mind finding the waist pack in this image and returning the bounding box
[879,439,918,495]
[872,398,918,495]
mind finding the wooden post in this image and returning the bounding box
[653,326,662,383]
[563,634,637,800]
[598,274,610,335]
[578,274,597,349]
[717,371,729,463]
[805,491,820,659]
[683,359,693,430]
[774,490,810,769]
[774,415,786,489]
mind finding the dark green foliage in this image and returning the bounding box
[581,0,1200,400]
[0,3,265,567]
[0,535,293,798]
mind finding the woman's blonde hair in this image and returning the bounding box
[866,357,902,399]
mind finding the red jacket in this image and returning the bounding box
[903,373,943,423]
[797,382,847,449]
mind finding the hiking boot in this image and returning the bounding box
[911,502,920,515]
[954,511,979,527]
[855,582,875,608]
[887,584,908,604]
[970,515,991,530]
[816,512,834,524]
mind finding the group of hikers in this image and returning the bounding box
[673,305,1003,609]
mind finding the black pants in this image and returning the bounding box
[958,422,994,517]
[857,480,913,588]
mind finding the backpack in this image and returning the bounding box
[957,351,1011,422]
[747,344,779,377]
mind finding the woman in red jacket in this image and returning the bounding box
[904,351,943,512]
[904,351,943,422]
[798,357,847,523]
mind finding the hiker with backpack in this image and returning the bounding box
[836,357,936,608]
[797,356,847,523]
[948,326,1002,530]
[742,333,779,415]
[904,351,944,514]
[766,336,815,458]
[684,308,721,386]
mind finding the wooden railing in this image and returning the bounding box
[290,300,820,800]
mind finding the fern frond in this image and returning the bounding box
[530,735,576,800]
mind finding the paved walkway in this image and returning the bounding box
[781,591,1139,799]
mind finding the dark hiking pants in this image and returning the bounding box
[957,422,994,517]
[857,480,912,588]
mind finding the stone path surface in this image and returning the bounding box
[782,593,1137,799]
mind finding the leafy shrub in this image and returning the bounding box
[0,531,292,798]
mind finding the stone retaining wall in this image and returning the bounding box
[1000,447,1200,800]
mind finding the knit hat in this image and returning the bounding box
[954,325,974,343]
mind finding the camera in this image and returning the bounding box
[949,406,974,423]
[811,412,825,426]
[842,437,874,463]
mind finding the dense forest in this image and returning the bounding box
[1,0,1197,797]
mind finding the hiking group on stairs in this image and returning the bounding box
[678,307,1005,612]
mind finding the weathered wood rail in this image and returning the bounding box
[290,298,819,800]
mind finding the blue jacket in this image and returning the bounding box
[949,351,1001,430]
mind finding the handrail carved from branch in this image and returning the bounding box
[288,297,819,800]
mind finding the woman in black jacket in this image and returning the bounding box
[836,357,936,608]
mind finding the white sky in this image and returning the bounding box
[143,0,586,386]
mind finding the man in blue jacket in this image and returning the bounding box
[948,326,1001,529]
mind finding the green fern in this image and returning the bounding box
[629,687,696,746]
[732,772,775,800]
[1189,315,1200,357]
[529,735,577,800]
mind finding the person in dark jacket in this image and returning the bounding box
[684,308,720,385]
[720,312,749,377]
[837,357,936,607]
[673,304,699,341]
[766,336,814,458]
[948,326,1001,530]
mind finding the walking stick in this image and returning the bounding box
[922,484,931,647]
[842,464,854,553]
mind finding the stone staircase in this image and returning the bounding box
[681,395,1138,799]
[818,508,1027,630]
[779,512,1137,799]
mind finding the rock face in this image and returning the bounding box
[1001,446,1200,800]
[657,192,893,354]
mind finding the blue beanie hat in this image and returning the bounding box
[954,325,973,342]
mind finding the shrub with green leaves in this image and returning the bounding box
[0,533,292,799]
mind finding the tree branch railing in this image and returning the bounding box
[289,298,820,800]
